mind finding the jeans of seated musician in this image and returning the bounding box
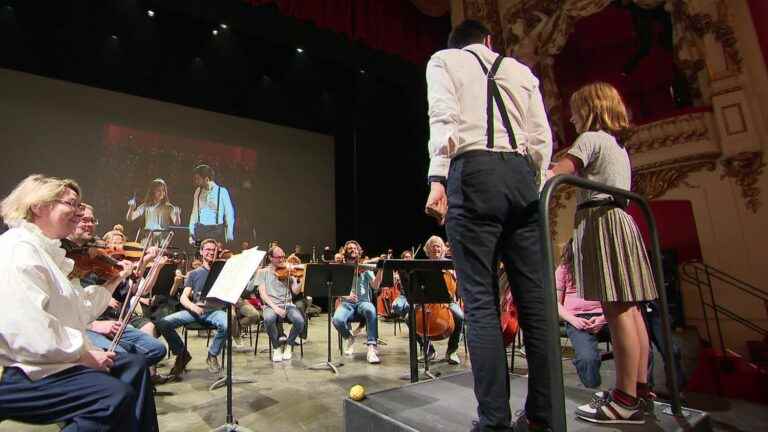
[156,309,228,357]
[643,301,687,390]
[564,314,610,388]
[262,304,305,348]
[332,301,378,345]
[0,352,158,432]
[86,325,167,367]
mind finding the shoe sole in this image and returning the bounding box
[576,414,644,425]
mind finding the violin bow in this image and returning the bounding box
[108,231,174,352]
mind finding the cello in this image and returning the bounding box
[498,264,519,346]
[413,270,456,341]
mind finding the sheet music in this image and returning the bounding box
[206,247,266,305]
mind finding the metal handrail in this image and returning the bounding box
[682,261,768,302]
[539,175,683,430]
[702,302,768,338]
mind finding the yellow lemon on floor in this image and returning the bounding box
[349,384,366,401]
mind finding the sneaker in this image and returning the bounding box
[591,390,656,416]
[576,391,644,424]
[282,344,293,361]
[169,350,192,377]
[367,346,381,364]
[272,345,284,362]
[446,350,460,365]
[344,335,356,357]
[206,355,221,373]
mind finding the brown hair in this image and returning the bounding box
[570,82,632,143]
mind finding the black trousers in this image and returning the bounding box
[446,151,552,429]
[0,352,158,432]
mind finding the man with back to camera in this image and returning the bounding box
[424,20,554,431]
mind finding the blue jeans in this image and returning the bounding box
[0,353,158,432]
[86,325,167,367]
[643,301,687,389]
[332,300,378,345]
[262,305,305,348]
[156,309,228,357]
[565,314,609,388]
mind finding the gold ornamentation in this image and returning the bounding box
[548,184,576,239]
[720,152,765,213]
[631,152,720,199]
[626,110,713,156]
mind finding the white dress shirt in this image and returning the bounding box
[189,182,235,241]
[426,43,553,183]
[0,222,111,380]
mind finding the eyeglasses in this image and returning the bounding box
[80,217,99,226]
[54,199,85,211]
[201,247,217,252]
[272,255,286,259]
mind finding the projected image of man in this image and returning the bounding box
[188,164,235,244]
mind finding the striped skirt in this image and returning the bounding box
[573,205,658,303]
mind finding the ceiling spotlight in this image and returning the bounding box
[212,29,219,36]
[147,10,155,18]
[359,69,366,75]
[111,35,119,40]
[296,47,304,54]
[219,23,228,30]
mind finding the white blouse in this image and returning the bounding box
[0,221,111,380]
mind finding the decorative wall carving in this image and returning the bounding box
[548,184,576,239]
[626,110,714,156]
[720,152,765,213]
[631,152,720,199]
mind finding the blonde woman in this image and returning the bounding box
[548,82,657,424]
[0,174,158,431]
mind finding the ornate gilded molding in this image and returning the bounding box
[626,110,714,156]
[548,184,576,239]
[720,151,765,213]
[631,152,720,199]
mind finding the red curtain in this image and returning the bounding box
[243,0,449,64]
[627,200,702,263]
[748,0,768,72]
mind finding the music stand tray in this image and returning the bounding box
[382,259,454,383]
[302,263,356,375]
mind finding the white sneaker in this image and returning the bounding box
[446,350,460,365]
[272,345,283,362]
[282,344,293,361]
[367,346,381,364]
[344,335,356,357]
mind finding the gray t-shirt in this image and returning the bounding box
[567,130,631,204]
[253,266,296,309]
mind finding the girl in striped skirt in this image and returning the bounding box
[547,82,658,424]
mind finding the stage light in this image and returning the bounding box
[220,23,228,30]
[296,47,304,54]
[212,29,219,36]
[359,69,366,75]
[147,10,155,18]
[111,35,119,40]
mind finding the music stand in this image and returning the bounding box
[303,263,356,375]
[203,249,266,432]
[383,259,454,383]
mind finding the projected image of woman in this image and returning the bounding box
[126,178,181,244]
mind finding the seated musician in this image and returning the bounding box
[156,239,228,379]
[0,174,158,431]
[254,246,305,362]
[556,240,609,389]
[286,249,311,341]
[331,240,383,364]
[64,204,168,384]
[394,236,464,365]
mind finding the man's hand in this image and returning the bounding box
[79,350,116,372]
[567,316,590,331]
[273,306,287,318]
[425,182,448,225]
[90,320,121,338]
[108,298,121,310]
[585,316,607,334]
[190,304,205,316]
[347,292,358,303]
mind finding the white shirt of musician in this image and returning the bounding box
[0,221,111,380]
[426,43,553,183]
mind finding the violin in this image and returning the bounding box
[414,271,457,340]
[274,263,305,280]
[63,240,126,280]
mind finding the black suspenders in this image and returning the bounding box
[465,50,518,150]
